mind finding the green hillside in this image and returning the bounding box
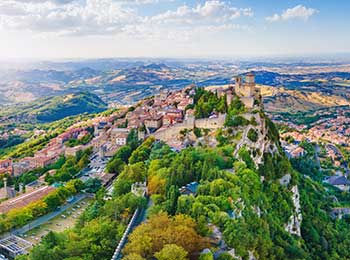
[18,90,350,260]
[0,92,107,123]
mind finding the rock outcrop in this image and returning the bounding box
[285,185,302,236]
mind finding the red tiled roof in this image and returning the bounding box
[0,186,55,214]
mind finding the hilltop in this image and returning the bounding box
[0,92,107,123]
[11,72,350,260]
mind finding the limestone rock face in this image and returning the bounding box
[230,111,279,167]
[285,185,302,236]
[279,174,291,186]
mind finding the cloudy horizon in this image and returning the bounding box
[0,0,349,59]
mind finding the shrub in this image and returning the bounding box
[247,129,258,142]
[194,127,202,138]
[238,147,255,170]
[225,116,249,127]
[217,252,234,260]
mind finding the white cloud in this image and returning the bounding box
[0,0,139,35]
[266,5,317,22]
[0,0,253,40]
[134,1,253,42]
[122,22,250,43]
[5,0,75,4]
[150,1,253,25]
[116,0,171,4]
[7,0,169,4]
[265,14,279,22]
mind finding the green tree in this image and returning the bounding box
[84,178,102,193]
[122,253,145,260]
[199,251,214,260]
[154,244,188,260]
[217,252,234,260]
[44,192,62,211]
[247,128,258,142]
[106,158,126,174]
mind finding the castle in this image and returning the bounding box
[234,72,261,109]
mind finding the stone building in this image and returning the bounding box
[144,115,163,131]
[234,72,261,109]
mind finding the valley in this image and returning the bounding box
[0,60,349,260]
[1,60,350,110]
[0,69,347,259]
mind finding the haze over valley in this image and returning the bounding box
[1,59,350,111]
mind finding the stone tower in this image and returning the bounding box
[247,72,261,102]
[3,177,9,198]
[234,72,259,109]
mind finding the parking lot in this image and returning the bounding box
[21,197,92,245]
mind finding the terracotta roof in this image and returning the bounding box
[0,186,55,214]
[99,173,115,186]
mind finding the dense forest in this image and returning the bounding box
[14,89,350,260]
[18,127,350,260]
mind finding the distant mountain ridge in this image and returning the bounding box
[1,61,350,112]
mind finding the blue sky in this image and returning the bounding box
[0,0,349,59]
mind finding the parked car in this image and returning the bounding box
[0,254,8,260]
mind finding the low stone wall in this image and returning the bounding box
[153,125,188,141]
[111,208,140,260]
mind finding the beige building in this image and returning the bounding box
[144,115,163,130]
[110,128,130,146]
[115,132,129,146]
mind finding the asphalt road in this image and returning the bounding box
[7,193,88,237]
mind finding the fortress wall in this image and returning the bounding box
[241,113,253,121]
[194,114,226,129]
[235,85,253,97]
[152,117,194,141]
[240,97,254,109]
[153,125,186,141]
[152,114,226,142]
